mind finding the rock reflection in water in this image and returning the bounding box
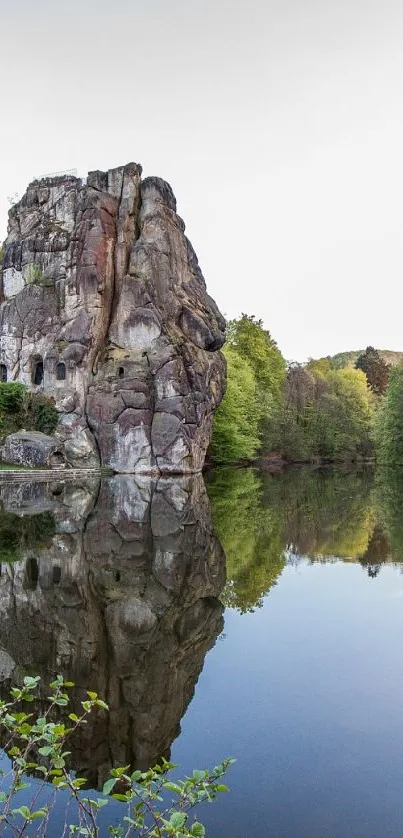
[0,474,225,787]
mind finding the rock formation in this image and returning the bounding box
[0,165,226,472]
[0,474,225,784]
[1,431,67,469]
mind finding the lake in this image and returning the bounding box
[1,466,403,836]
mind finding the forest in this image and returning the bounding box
[211,314,403,466]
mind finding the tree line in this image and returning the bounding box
[211,314,401,465]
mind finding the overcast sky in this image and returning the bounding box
[1,0,403,360]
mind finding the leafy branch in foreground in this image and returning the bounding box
[0,675,234,837]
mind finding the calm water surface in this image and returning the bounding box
[1,467,403,836]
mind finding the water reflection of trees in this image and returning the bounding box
[206,468,285,612]
[208,466,403,613]
[375,469,403,562]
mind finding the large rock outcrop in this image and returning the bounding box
[0,165,226,472]
[0,473,225,783]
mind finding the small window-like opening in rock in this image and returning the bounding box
[0,365,7,382]
[53,566,61,585]
[33,359,44,386]
[115,570,121,583]
[26,557,39,590]
[118,367,124,379]
[57,362,66,381]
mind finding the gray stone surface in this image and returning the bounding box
[1,431,67,468]
[0,165,226,473]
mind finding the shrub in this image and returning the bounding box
[0,676,233,836]
[30,395,59,435]
[0,383,58,438]
[0,383,27,436]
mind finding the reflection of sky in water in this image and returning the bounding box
[2,468,403,836]
[173,561,403,838]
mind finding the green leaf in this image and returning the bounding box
[38,746,53,756]
[169,812,187,829]
[23,676,40,688]
[190,824,205,838]
[10,688,21,699]
[31,809,48,820]
[163,781,182,794]
[11,805,31,820]
[51,756,65,769]
[102,778,117,795]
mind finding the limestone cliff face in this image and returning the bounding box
[0,475,225,783]
[0,165,226,473]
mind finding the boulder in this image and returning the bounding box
[0,431,67,469]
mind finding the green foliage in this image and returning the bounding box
[274,364,374,462]
[0,382,58,439]
[29,394,59,435]
[211,347,260,464]
[320,349,403,370]
[0,383,27,437]
[375,364,403,466]
[226,314,286,401]
[212,315,376,465]
[0,676,233,837]
[355,346,390,395]
[212,315,286,463]
[25,264,52,287]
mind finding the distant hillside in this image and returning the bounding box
[321,350,403,369]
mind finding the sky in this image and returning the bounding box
[1,0,403,361]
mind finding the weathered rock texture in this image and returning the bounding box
[1,431,67,469]
[0,474,225,783]
[0,166,226,472]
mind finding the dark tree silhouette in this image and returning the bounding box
[355,346,390,395]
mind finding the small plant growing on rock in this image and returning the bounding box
[0,675,233,836]
[25,264,52,287]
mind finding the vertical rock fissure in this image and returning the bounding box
[0,164,226,474]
